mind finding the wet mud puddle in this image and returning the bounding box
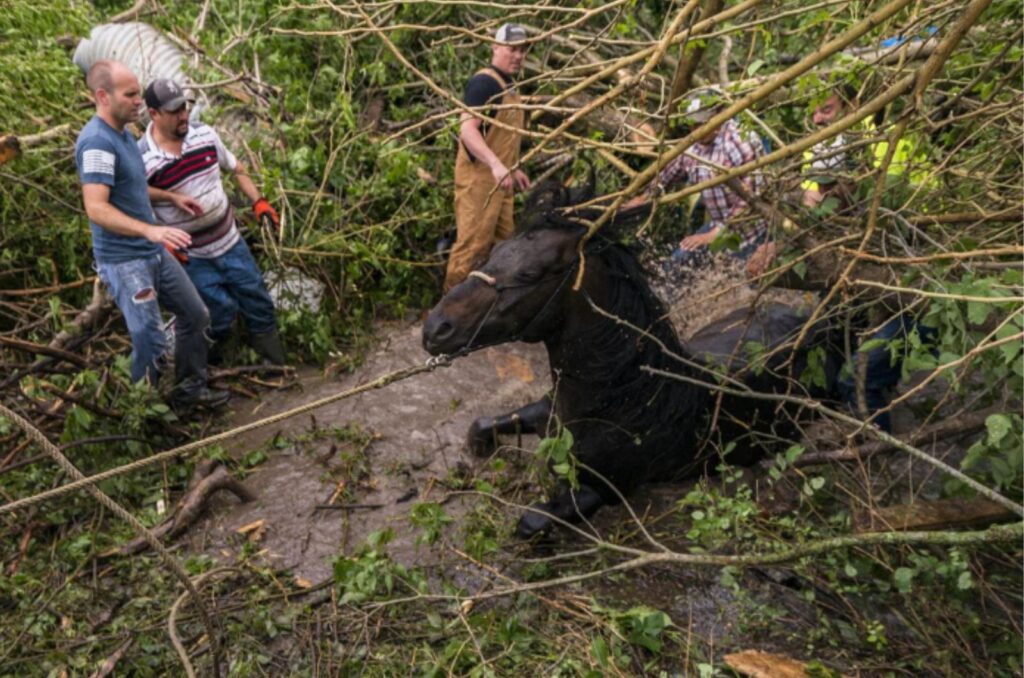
[188,320,550,583]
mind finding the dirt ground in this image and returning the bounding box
[182,266,948,653]
[189,319,551,583]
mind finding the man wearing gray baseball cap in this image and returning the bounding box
[139,78,285,367]
[443,22,532,292]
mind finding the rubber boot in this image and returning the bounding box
[249,329,286,365]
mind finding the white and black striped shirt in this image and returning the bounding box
[138,123,240,259]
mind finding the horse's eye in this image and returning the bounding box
[517,269,543,284]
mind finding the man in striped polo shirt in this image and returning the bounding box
[139,79,284,365]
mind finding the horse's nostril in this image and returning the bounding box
[433,320,452,339]
[423,313,455,352]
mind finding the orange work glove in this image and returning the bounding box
[164,243,188,265]
[253,197,279,230]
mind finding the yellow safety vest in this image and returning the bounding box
[801,118,931,193]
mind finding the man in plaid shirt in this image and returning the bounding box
[626,87,766,269]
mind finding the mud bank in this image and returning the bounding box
[190,321,550,582]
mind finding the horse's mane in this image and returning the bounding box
[518,176,709,489]
[518,176,672,356]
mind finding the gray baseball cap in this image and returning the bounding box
[494,23,528,44]
[144,78,188,111]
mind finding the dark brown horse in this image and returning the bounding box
[423,181,837,537]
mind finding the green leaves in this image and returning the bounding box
[409,502,453,545]
[960,413,1023,493]
[592,602,674,663]
[331,528,403,604]
[985,413,1013,445]
[535,425,578,487]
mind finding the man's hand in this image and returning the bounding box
[146,225,192,250]
[802,187,824,208]
[746,241,777,278]
[254,197,280,230]
[168,192,204,217]
[512,168,531,192]
[622,195,649,210]
[679,227,720,251]
[490,162,514,193]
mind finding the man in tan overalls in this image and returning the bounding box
[443,23,531,292]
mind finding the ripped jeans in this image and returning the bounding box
[97,248,211,394]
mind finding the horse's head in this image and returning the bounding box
[422,220,586,355]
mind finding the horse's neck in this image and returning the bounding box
[544,253,687,391]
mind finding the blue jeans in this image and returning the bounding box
[185,238,277,340]
[97,248,211,392]
[838,315,937,432]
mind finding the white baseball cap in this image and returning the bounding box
[494,23,528,44]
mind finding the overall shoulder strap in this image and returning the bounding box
[477,67,508,89]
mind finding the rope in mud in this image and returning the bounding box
[0,356,455,516]
[0,401,223,678]
[169,568,239,678]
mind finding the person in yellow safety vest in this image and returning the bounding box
[801,90,931,206]
[747,87,931,276]
[443,23,532,293]
[747,87,938,432]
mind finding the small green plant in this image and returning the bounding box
[591,603,675,671]
[535,424,578,488]
[332,529,405,604]
[409,502,453,545]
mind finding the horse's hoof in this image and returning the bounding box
[516,502,554,538]
[570,484,605,518]
[467,418,496,457]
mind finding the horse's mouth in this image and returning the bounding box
[422,310,466,355]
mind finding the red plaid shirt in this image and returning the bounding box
[651,120,765,237]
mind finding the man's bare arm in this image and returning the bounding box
[459,115,530,192]
[82,183,191,249]
[232,162,262,203]
[147,185,203,216]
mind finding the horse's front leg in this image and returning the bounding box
[516,483,605,538]
[467,396,552,457]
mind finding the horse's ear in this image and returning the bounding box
[566,161,596,205]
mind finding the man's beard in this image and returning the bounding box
[173,124,188,139]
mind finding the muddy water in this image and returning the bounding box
[189,321,550,583]
[189,268,812,591]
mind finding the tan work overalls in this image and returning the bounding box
[443,67,525,292]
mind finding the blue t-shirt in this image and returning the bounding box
[75,116,159,264]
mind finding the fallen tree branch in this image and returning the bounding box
[117,464,255,556]
[369,518,1023,608]
[87,636,134,678]
[786,405,1001,467]
[0,336,89,368]
[49,279,114,352]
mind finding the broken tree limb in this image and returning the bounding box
[788,406,1000,467]
[117,465,255,555]
[48,278,114,352]
[668,0,725,109]
[855,497,1019,534]
[0,123,74,166]
[528,93,657,154]
[0,336,89,368]
[109,0,150,23]
[87,636,134,678]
